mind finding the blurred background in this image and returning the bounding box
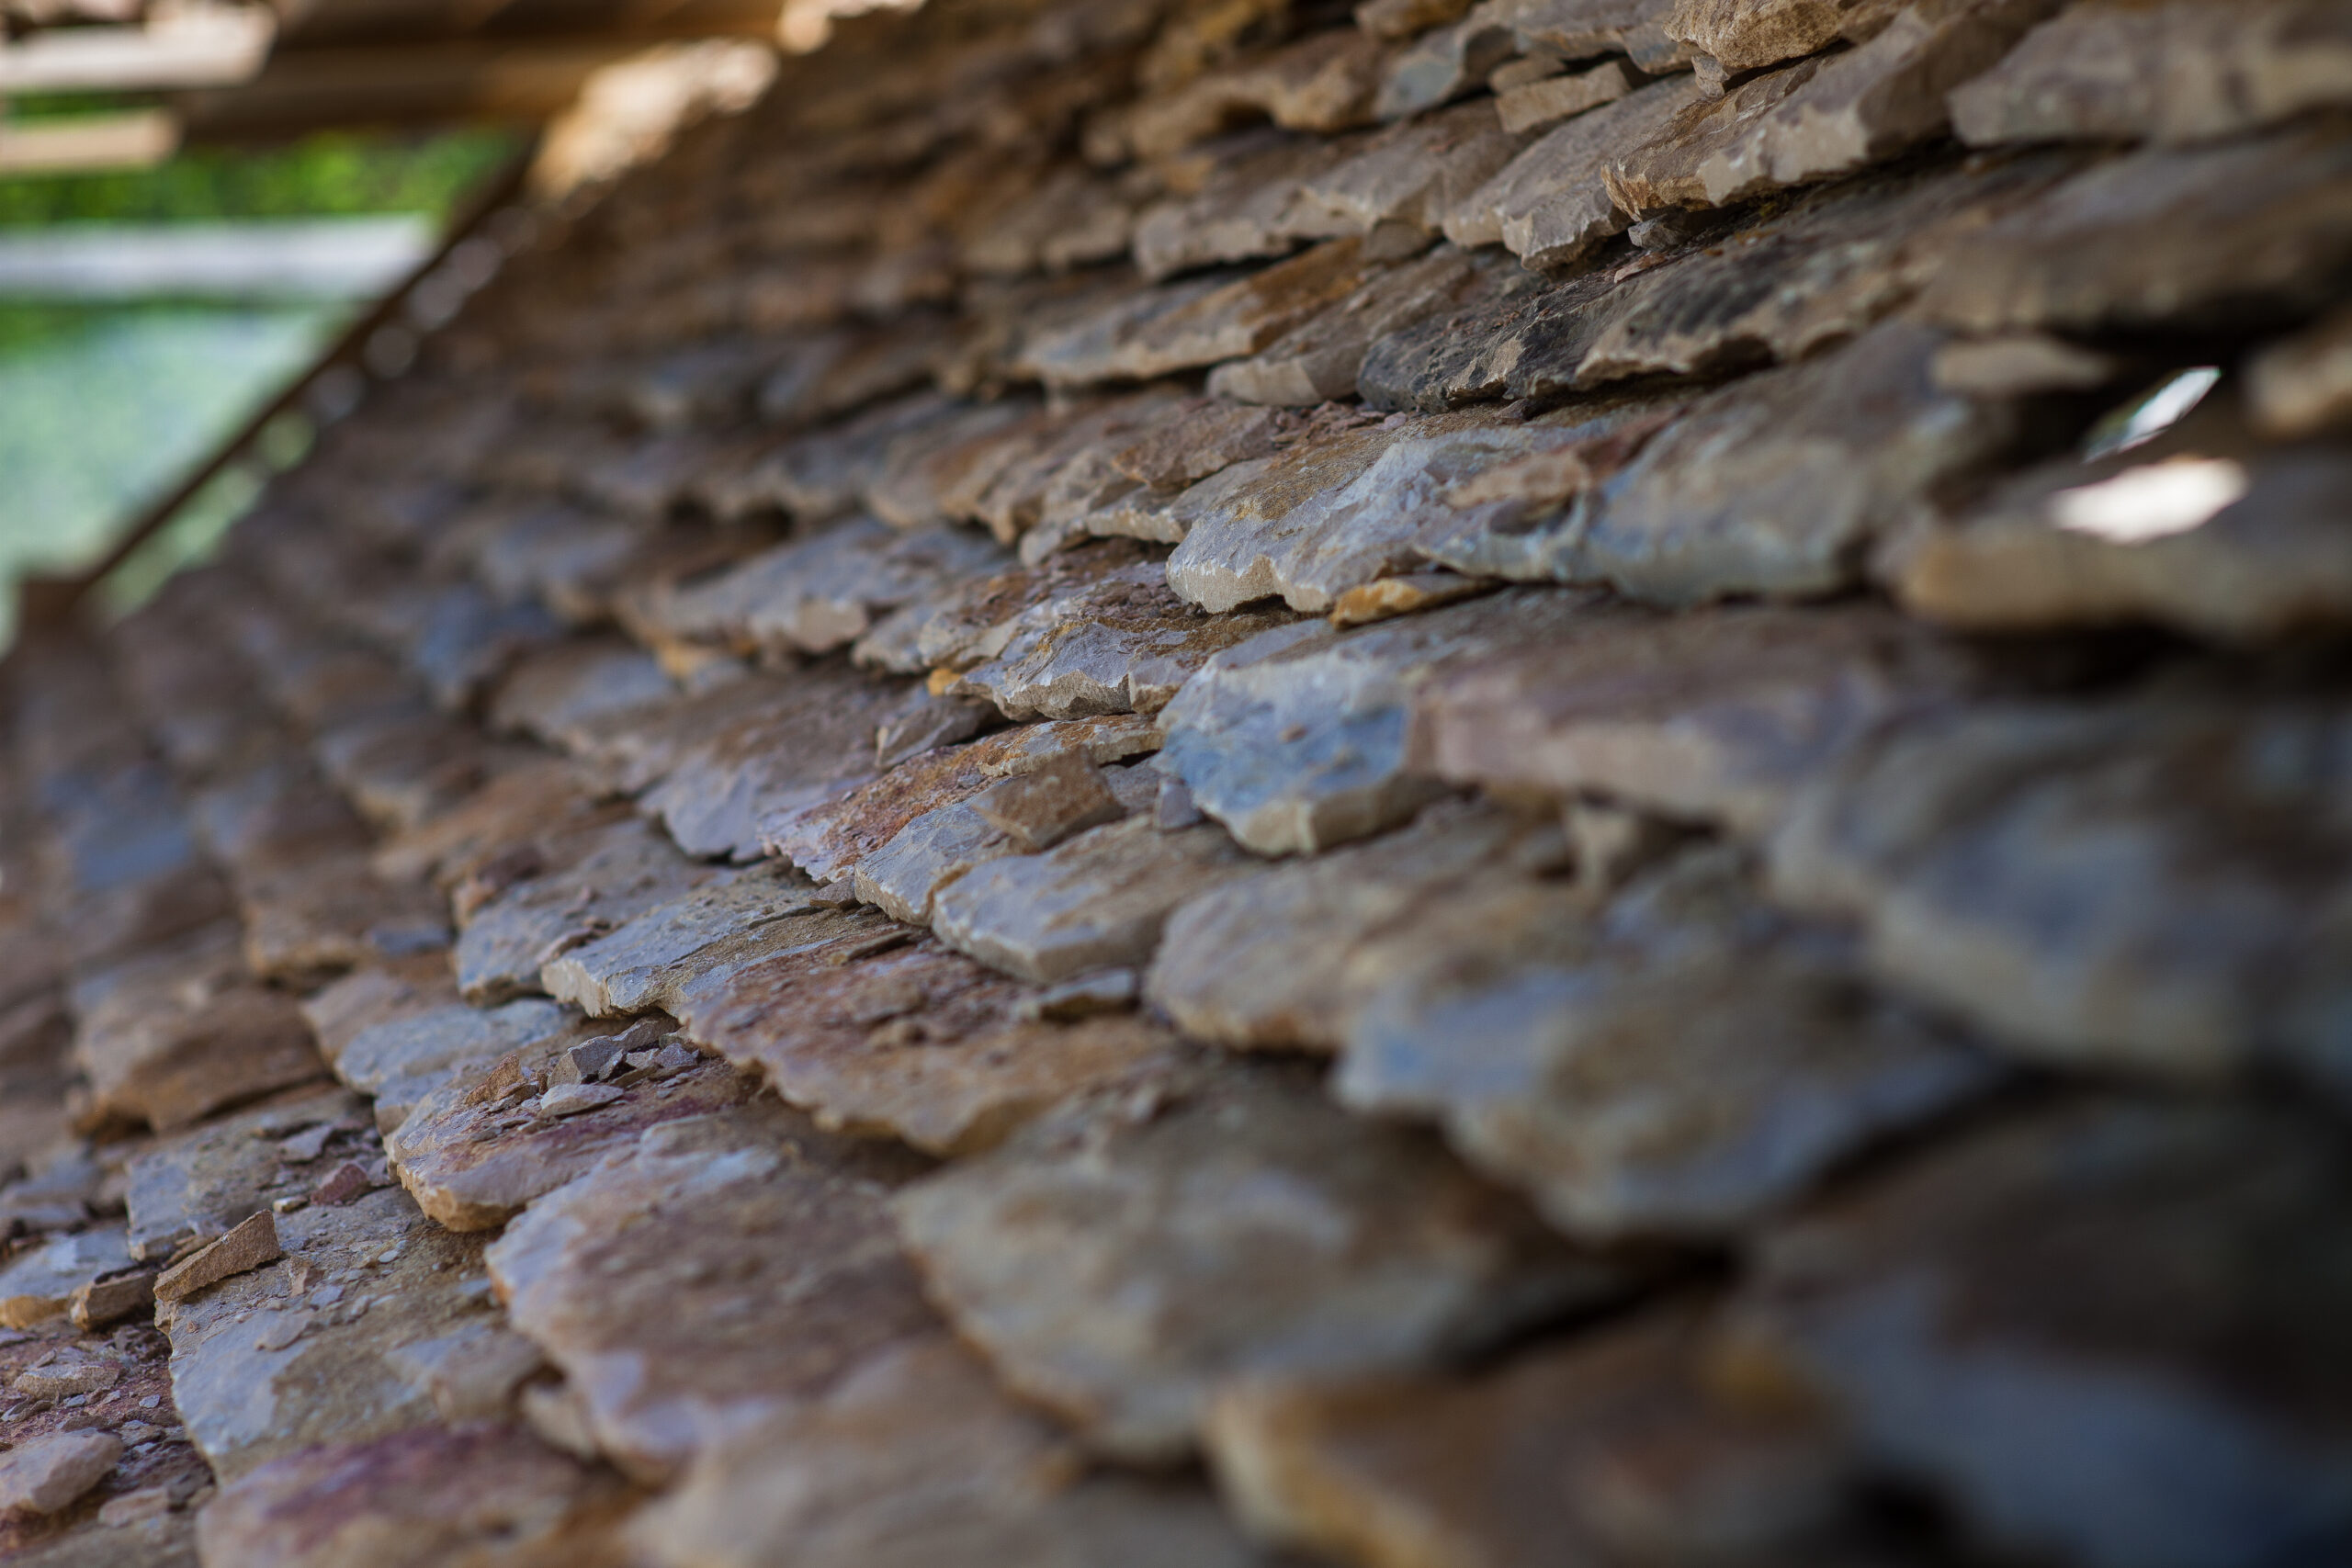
[0,0,884,648]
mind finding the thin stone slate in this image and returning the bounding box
[122,1086,368,1262]
[1336,843,2005,1238]
[1156,588,1596,855]
[1354,254,1630,412]
[893,1056,1648,1461]
[635,1335,1279,1568]
[539,863,828,1016]
[1768,697,2352,1089]
[334,999,579,1134]
[676,931,1182,1155]
[484,1103,933,1483]
[1208,244,1487,405]
[1725,1098,2352,1568]
[1444,74,1706,264]
[1147,798,1571,1050]
[1407,601,1985,834]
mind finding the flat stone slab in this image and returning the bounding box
[1148,799,1570,1050]
[1768,697,2352,1089]
[931,815,1256,984]
[1208,1303,1859,1568]
[1407,601,1986,835]
[1337,843,2005,1238]
[195,1424,637,1568]
[1354,252,1629,412]
[677,931,1182,1156]
[487,637,675,750]
[1164,408,1636,614]
[0,1432,121,1516]
[1916,122,2352,336]
[485,1103,933,1483]
[634,1334,1278,1568]
[1607,0,2060,217]
[1576,320,2018,604]
[453,815,721,1004]
[1446,73,1704,265]
[70,922,326,1131]
[854,539,1158,677]
[160,1181,501,1483]
[1209,244,1488,406]
[893,1056,1648,1461]
[539,863,829,1017]
[1157,589,1595,855]
[1727,1097,2352,1568]
[1890,392,2352,643]
[386,1029,763,1231]
[947,555,1302,717]
[298,954,457,1070]
[1951,0,2352,151]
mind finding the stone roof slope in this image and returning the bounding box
[4,0,2352,1562]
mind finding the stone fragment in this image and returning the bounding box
[1408,602,1983,834]
[539,863,825,1017]
[1127,134,1360,281]
[635,1335,1274,1568]
[636,517,1011,665]
[967,754,1125,851]
[0,1432,120,1516]
[485,1105,932,1482]
[1768,699,2352,1088]
[69,922,326,1131]
[1337,844,2003,1237]
[1157,589,1593,855]
[1208,1305,1855,1568]
[123,1087,368,1261]
[1890,389,2352,641]
[1507,0,1700,69]
[488,638,675,750]
[70,1270,156,1331]
[1724,1099,2352,1568]
[452,816,720,1004]
[1165,408,1637,613]
[1209,245,1487,405]
[194,1425,634,1568]
[0,1229,135,1327]
[1930,332,2120,398]
[1447,74,1705,264]
[894,1058,1645,1461]
[1148,799,1569,1049]
[1951,0,2352,150]
[946,556,1302,718]
[386,1033,760,1232]
[160,1181,502,1480]
[1018,239,1379,386]
[1497,55,1638,131]
[2248,306,2352,440]
[1917,124,2352,335]
[334,1001,579,1134]
[153,1212,281,1303]
[1579,320,2018,603]
[676,933,1182,1156]
[932,816,1255,984]
[1328,570,1491,626]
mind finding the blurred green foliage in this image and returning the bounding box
[0,124,519,227]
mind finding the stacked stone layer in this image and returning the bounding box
[4,0,2351,1562]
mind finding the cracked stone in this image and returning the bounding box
[894,1057,1647,1461]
